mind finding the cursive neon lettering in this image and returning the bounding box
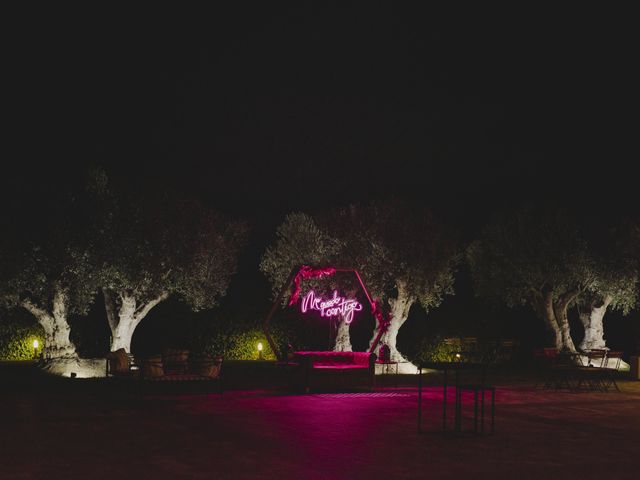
[300,290,363,324]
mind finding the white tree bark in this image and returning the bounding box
[333,314,352,352]
[553,289,579,353]
[103,289,168,352]
[368,280,418,373]
[578,295,611,351]
[536,289,578,353]
[540,292,563,350]
[21,289,76,359]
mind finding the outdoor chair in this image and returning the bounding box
[548,350,582,391]
[460,337,482,363]
[495,340,518,364]
[578,349,607,390]
[139,351,224,394]
[571,350,624,393]
[585,349,607,368]
[139,355,164,378]
[106,348,138,377]
[488,339,519,381]
[162,348,190,374]
[546,349,625,393]
[532,348,557,363]
[483,338,518,364]
[443,337,462,362]
[600,351,623,392]
[533,348,576,390]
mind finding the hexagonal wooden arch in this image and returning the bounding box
[262,265,389,361]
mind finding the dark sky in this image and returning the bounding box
[3,5,638,353]
[6,5,636,223]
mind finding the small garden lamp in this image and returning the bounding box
[33,339,39,359]
[257,342,263,360]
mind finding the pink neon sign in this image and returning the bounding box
[300,290,363,324]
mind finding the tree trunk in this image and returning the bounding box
[578,295,611,351]
[109,292,137,352]
[534,289,578,353]
[333,314,352,352]
[103,289,168,352]
[368,281,417,373]
[535,291,563,350]
[553,289,579,353]
[21,289,76,359]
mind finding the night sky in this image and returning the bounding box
[6,6,636,212]
[3,6,638,353]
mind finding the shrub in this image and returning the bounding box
[221,329,276,360]
[410,335,459,364]
[0,320,45,360]
[188,316,294,361]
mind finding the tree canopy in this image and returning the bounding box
[467,208,594,309]
[0,186,97,358]
[259,212,341,302]
[261,201,459,365]
[581,219,638,315]
[468,206,640,352]
[89,172,249,351]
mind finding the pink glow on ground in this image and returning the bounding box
[4,381,640,479]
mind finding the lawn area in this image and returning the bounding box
[2,361,640,479]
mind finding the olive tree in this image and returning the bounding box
[578,221,638,351]
[468,208,596,352]
[259,213,350,349]
[0,190,98,373]
[92,178,248,353]
[262,204,459,367]
[327,202,459,370]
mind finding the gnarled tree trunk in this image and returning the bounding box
[103,288,168,352]
[368,280,417,373]
[21,288,76,359]
[553,289,579,353]
[578,295,611,351]
[537,291,563,350]
[534,288,579,353]
[333,314,353,352]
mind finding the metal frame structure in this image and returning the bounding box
[262,265,390,361]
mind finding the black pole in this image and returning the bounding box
[263,266,300,361]
[417,366,422,433]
